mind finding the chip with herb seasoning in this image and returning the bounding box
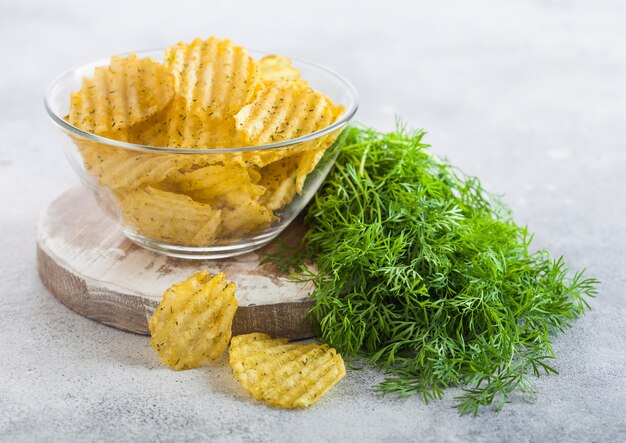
[69,54,175,138]
[164,37,259,120]
[234,81,338,147]
[159,97,244,149]
[220,200,276,238]
[166,163,265,206]
[229,333,346,408]
[119,186,222,246]
[78,144,193,190]
[258,156,299,211]
[149,271,238,370]
[258,55,302,84]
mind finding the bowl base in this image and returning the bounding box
[122,229,283,259]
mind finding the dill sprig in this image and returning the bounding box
[273,123,598,414]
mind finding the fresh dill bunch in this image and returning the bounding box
[279,123,598,415]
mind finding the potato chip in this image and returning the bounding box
[230,333,288,350]
[292,106,345,192]
[234,81,337,147]
[164,163,275,237]
[256,144,331,205]
[167,163,265,207]
[234,146,300,169]
[165,37,259,119]
[220,200,276,238]
[119,186,222,246]
[259,157,299,211]
[156,97,243,149]
[126,100,175,147]
[69,54,175,137]
[77,141,192,189]
[229,333,346,408]
[259,55,302,84]
[293,127,343,193]
[294,147,327,193]
[149,271,238,370]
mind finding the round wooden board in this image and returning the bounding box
[37,186,315,339]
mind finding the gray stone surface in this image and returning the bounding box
[1,0,625,441]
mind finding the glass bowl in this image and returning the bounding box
[44,49,358,259]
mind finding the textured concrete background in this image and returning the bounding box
[1,0,625,441]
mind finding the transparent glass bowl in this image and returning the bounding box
[45,49,358,259]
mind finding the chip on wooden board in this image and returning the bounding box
[149,271,238,370]
[229,333,346,408]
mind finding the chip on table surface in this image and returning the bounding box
[148,271,238,370]
[229,333,346,408]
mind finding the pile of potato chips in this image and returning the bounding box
[67,37,344,246]
[149,271,345,409]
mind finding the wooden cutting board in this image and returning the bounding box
[37,186,315,339]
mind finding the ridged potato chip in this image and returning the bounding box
[291,107,345,192]
[229,333,346,408]
[234,81,337,146]
[127,99,176,147]
[167,163,265,206]
[257,142,333,206]
[160,97,244,149]
[233,146,302,169]
[258,156,298,211]
[78,142,192,189]
[295,147,327,193]
[165,37,259,119]
[221,200,276,237]
[149,271,238,370]
[168,114,239,149]
[119,186,222,246]
[259,55,302,84]
[165,164,275,237]
[69,54,175,138]
[293,127,343,193]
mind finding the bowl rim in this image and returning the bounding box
[44,47,359,154]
